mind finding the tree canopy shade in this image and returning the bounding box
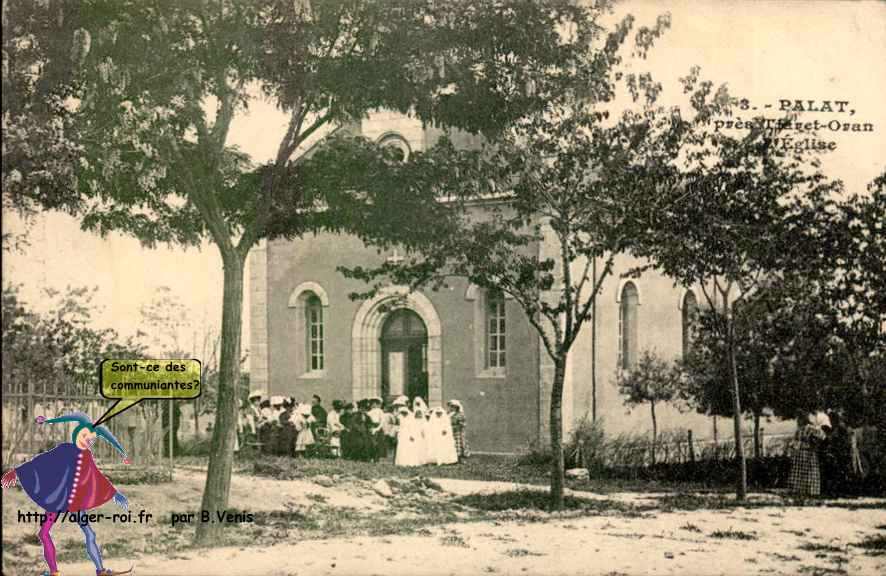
[2,0,610,540]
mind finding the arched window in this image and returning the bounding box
[618,282,639,371]
[486,290,506,369]
[377,132,411,162]
[305,294,324,371]
[682,290,699,360]
[288,282,329,376]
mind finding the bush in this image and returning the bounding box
[564,415,606,471]
[517,439,553,467]
[559,412,806,489]
[105,466,173,485]
[176,436,212,457]
[629,456,790,488]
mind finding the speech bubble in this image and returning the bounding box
[95,359,202,427]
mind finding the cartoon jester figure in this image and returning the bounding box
[1,412,133,576]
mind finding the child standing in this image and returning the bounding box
[327,400,344,458]
[292,404,316,458]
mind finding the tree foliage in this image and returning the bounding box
[618,349,680,463]
[2,285,147,398]
[3,0,608,538]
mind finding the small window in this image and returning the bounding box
[486,290,506,369]
[618,282,639,371]
[306,295,324,371]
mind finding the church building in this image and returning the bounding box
[248,111,776,454]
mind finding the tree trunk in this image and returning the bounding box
[727,322,748,501]
[549,357,567,511]
[194,396,201,441]
[195,250,245,544]
[753,411,761,459]
[650,401,658,465]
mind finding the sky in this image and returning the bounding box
[3,0,884,368]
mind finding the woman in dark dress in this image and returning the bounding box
[822,412,862,497]
[340,403,355,460]
[351,400,374,461]
[279,398,297,457]
[788,413,827,497]
[257,399,273,455]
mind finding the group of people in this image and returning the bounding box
[393,397,470,467]
[788,410,865,498]
[239,393,327,458]
[239,391,470,466]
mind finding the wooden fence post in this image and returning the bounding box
[760,427,765,458]
[27,379,34,457]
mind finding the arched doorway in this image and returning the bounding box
[380,309,428,402]
[351,287,443,407]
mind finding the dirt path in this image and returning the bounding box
[58,475,883,576]
[60,503,883,576]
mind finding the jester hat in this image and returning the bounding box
[42,411,128,461]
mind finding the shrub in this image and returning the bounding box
[561,412,808,489]
[106,466,172,485]
[517,439,553,467]
[176,436,213,457]
[564,415,606,471]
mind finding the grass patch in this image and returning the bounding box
[768,552,801,562]
[305,493,328,504]
[504,548,545,557]
[853,534,886,556]
[797,567,848,576]
[440,533,470,547]
[104,466,173,485]
[655,492,886,512]
[246,454,714,493]
[452,490,647,516]
[680,522,702,533]
[710,528,757,540]
[798,543,845,554]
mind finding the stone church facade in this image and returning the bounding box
[249,112,788,453]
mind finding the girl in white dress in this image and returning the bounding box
[292,404,315,457]
[395,407,423,467]
[428,407,458,465]
[411,397,431,465]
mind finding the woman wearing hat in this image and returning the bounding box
[257,399,273,455]
[367,398,386,461]
[447,400,470,462]
[2,412,132,576]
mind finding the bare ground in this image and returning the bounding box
[3,466,884,576]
